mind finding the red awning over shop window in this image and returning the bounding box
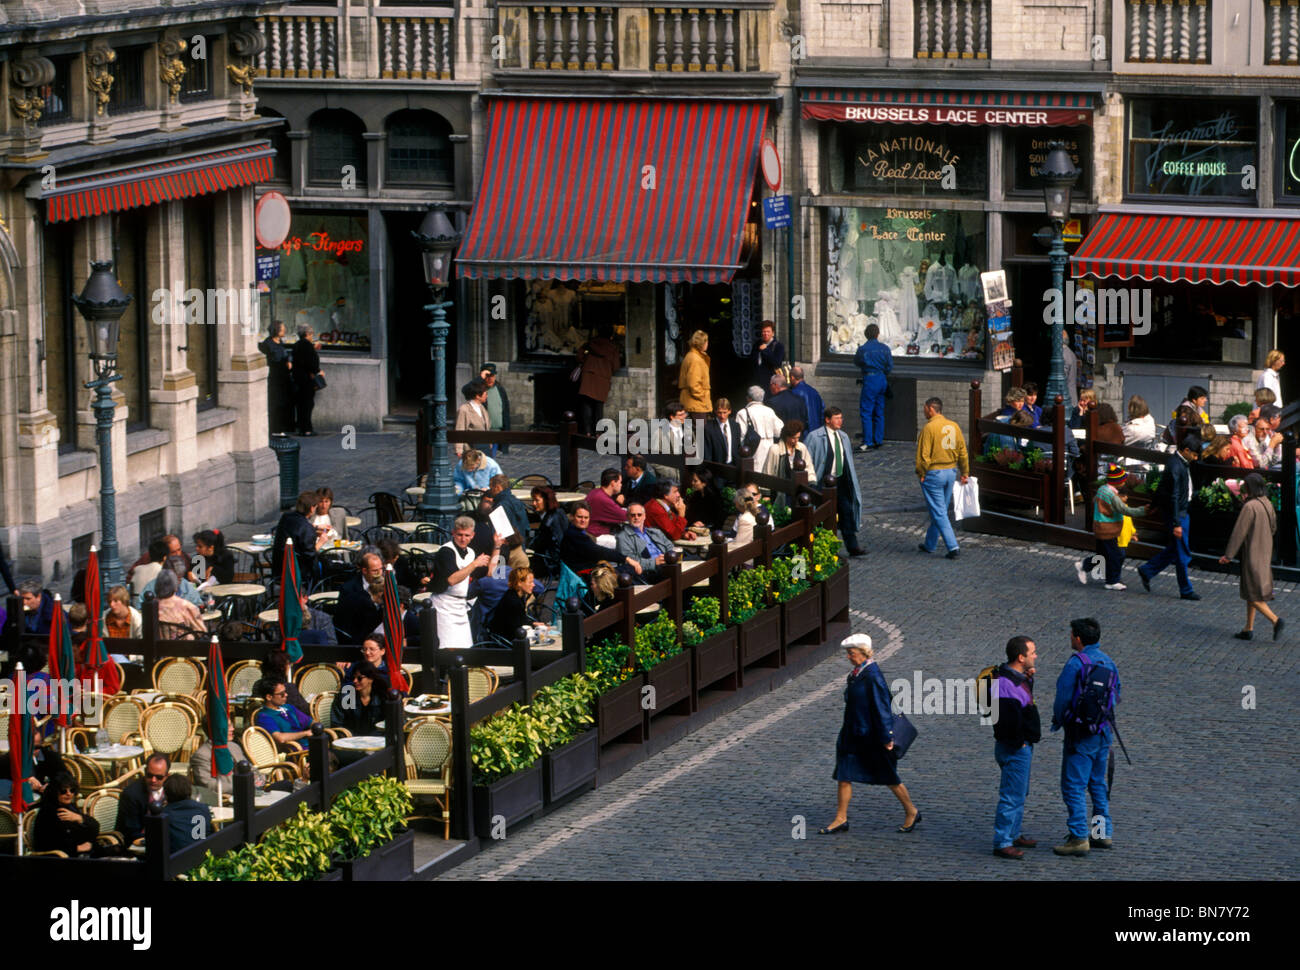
[42,143,275,223]
[799,88,1093,127]
[1071,212,1300,287]
[457,98,769,284]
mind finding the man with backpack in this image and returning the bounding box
[1051,617,1121,856]
[988,636,1041,859]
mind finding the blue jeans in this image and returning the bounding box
[1084,537,1125,585]
[920,468,959,552]
[859,375,888,447]
[1139,514,1193,595]
[1061,732,1112,839]
[994,741,1033,849]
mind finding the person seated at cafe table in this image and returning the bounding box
[262,650,312,716]
[101,584,143,642]
[143,553,205,607]
[644,480,698,541]
[489,473,532,566]
[34,773,113,858]
[298,589,337,646]
[343,634,390,687]
[585,467,629,538]
[683,467,726,533]
[330,660,389,735]
[453,448,502,497]
[311,487,344,548]
[488,566,549,641]
[272,490,320,584]
[335,551,386,644]
[152,569,207,638]
[115,754,172,844]
[190,529,235,586]
[161,773,214,851]
[191,721,248,793]
[17,578,56,635]
[0,702,67,802]
[614,504,673,582]
[560,502,608,573]
[253,676,316,753]
[528,485,568,578]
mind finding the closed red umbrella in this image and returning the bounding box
[8,665,36,853]
[381,564,409,694]
[205,636,234,799]
[47,594,76,730]
[80,546,120,696]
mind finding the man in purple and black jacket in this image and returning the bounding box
[992,635,1041,859]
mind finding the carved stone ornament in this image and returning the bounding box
[8,55,54,125]
[226,24,265,96]
[159,33,188,104]
[86,44,117,117]
[227,62,255,96]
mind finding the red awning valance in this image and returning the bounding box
[458,98,768,284]
[800,89,1093,127]
[43,143,274,223]
[1071,212,1300,287]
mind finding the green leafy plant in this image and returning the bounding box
[728,564,772,625]
[772,503,793,527]
[469,672,600,785]
[1221,401,1253,425]
[633,610,681,670]
[1194,480,1235,514]
[682,595,725,646]
[186,776,414,881]
[769,551,811,603]
[584,636,637,694]
[808,527,841,581]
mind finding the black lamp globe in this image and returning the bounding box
[1040,143,1079,225]
[412,208,459,289]
[72,260,132,374]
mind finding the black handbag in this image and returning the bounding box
[889,712,918,760]
[313,374,327,390]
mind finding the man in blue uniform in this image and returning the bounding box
[788,366,825,431]
[854,324,893,451]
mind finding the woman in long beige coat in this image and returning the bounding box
[678,330,712,418]
[1219,473,1284,641]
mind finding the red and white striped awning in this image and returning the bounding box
[42,143,275,223]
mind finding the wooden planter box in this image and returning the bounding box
[543,729,598,804]
[596,673,646,746]
[318,867,344,881]
[340,829,416,882]
[693,627,738,694]
[974,463,1052,513]
[780,585,821,652]
[819,564,850,631]
[644,649,694,718]
[737,607,782,680]
[473,762,544,834]
[1189,506,1234,556]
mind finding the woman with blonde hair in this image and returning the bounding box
[1257,349,1285,408]
[1122,395,1157,447]
[678,330,712,419]
[585,561,620,612]
[821,633,920,835]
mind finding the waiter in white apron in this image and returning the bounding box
[429,515,503,650]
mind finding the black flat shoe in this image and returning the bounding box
[1233,630,1253,640]
[898,811,922,833]
[1274,618,1285,641]
[818,820,850,835]
[917,543,931,554]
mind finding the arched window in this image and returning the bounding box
[308,109,366,186]
[385,110,453,186]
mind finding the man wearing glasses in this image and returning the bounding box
[253,677,316,753]
[114,753,171,844]
[614,504,673,582]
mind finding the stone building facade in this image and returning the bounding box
[0,0,282,581]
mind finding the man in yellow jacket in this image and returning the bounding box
[915,396,970,559]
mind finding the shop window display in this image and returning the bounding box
[1127,98,1256,201]
[824,206,987,360]
[1278,101,1300,202]
[517,279,627,357]
[1125,281,1255,365]
[257,213,371,352]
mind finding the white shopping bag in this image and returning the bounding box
[953,476,981,520]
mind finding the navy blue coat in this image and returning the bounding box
[834,662,901,785]
[1156,451,1194,522]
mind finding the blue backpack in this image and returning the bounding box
[1064,655,1118,738]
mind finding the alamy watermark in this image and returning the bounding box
[0,673,102,721]
[151,283,260,335]
[1042,281,1151,335]
[594,411,704,466]
[890,670,1000,724]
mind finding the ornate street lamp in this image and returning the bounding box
[412,208,461,533]
[72,260,133,595]
[1039,142,1080,406]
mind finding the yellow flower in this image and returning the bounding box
[815,565,822,572]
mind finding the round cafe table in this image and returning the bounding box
[344,516,361,529]
[333,735,385,752]
[400,542,442,554]
[207,583,267,598]
[85,743,145,762]
[412,591,432,604]
[384,521,433,535]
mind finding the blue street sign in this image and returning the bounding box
[762,195,792,230]
[256,254,281,281]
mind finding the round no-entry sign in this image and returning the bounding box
[255,191,291,250]
[760,138,781,193]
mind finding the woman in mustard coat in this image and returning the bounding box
[678,330,712,419]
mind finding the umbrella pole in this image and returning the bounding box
[14,811,22,857]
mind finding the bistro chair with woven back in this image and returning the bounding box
[135,703,200,770]
[309,692,352,741]
[101,695,147,745]
[241,725,311,779]
[82,790,128,846]
[295,663,342,702]
[404,718,452,839]
[466,667,499,704]
[150,656,206,697]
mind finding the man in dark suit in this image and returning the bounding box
[333,552,385,644]
[621,455,657,505]
[767,374,806,428]
[753,320,785,394]
[702,398,743,485]
[161,774,214,850]
[1137,428,1202,600]
[115,753,171,844]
